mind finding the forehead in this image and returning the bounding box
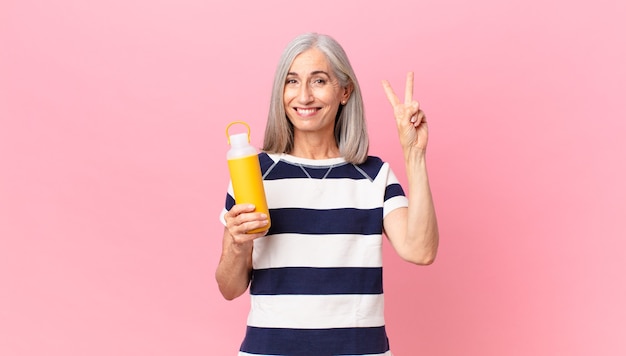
[288,48,331,74]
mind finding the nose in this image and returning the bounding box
[297,83,314,104]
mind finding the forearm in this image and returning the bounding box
[215,228,253,300]
[404,148,439,264]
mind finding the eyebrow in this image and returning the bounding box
[287,70,331,77]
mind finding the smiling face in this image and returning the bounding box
[283,48,351,138]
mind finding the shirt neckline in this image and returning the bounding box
[276,153,346,168]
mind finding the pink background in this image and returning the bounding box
[1,0,625,355]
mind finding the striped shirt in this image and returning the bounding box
[221,153,408,356]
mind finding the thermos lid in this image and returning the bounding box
[226,121,251,145]
[229,132,249,147]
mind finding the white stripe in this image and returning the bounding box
[382,164,402,184]
[248,294,385,329]
[238,352,393,356]
[265,178,387,210]
[252,233,382,269]
[267,153,346,167]
[383,195,408,218]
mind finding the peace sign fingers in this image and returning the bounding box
[382,71,429,151]
[382,72,420,121]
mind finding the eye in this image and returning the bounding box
[311,78,326,86]
[285,78,298,85]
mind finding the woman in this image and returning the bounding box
[216,32,439,356]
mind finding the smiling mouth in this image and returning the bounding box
[295,107,320,116]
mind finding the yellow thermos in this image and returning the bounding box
[225,121,270,234]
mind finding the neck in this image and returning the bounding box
[290,134,340,160]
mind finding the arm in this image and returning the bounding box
[383,153,439,265]
[382,72,439,265]
[215,204,269,300]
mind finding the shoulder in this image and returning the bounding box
[354,156,388,180]
[259,151,273,165]
[259,152,283,175]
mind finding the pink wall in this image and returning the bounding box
[1,0,625,355]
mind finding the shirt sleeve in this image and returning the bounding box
[382,164,408,218]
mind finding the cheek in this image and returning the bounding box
[283,88,296,104]
[313,88,340,104]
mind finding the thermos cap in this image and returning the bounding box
[226,121,251,145]
[229,132,249,147]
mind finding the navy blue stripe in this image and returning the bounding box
[250,267,383,295]
[268,207,383,235]
[258,152,275,174]
[264,160,374,180]
[358,156,384,180]
[225,193,235,211]
[325,163,368,179]
[240,326,389,355]
[264,160,308,179]
[384,183,405,201]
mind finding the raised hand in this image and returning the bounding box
[382,72,428,152]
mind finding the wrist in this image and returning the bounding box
[404,147,427,165]
[231,241,252,256]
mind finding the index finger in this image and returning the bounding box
[226,204,256,218]
[404,71,414,105]
[382,79,400,106]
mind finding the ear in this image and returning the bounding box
[342,82,354,103]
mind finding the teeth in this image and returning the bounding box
[297,108,317,115]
